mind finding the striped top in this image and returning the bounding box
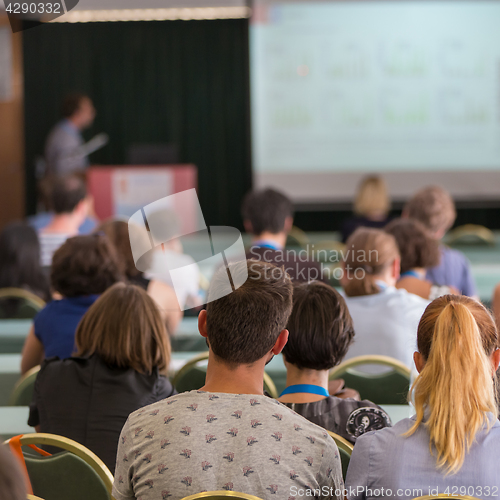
[38,232,71,267]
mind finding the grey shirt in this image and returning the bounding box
[113,391,344,500]
[346,414,500,500]
[45,120,89,176]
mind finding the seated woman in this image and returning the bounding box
[99,219,182,334]
[0,222,51,307]
[346,295,500,499]
[341,228,429,370]
[278,281,391,443]
[385,218,459,300]
[20,234,123,374]
[28,283,176,473]
[341,175,392,243]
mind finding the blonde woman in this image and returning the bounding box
[340,228,428,370]
[341,175,391,243]
[346,295,500,499]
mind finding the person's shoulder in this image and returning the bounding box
[127,391,191,422]
[390,286,430,307]
[440,245,470,266]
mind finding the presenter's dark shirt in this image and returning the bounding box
[246,245,327,283]
[341,216,392,243]
[284,396,392,444]
[29,354,177,472]
[34,295,99,360]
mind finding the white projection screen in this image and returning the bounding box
[250,0,500,204]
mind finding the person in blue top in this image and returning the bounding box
[346,295,500,499]
[21,233,123,374]
[403,186,477,298]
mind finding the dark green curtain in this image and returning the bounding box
[23,19,252,228]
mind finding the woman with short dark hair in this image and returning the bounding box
[21,233,123,374]
[29,283,176,472]
[278,281,391,443]
[385,218,458,300]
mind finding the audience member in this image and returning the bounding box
[99,219,182,333]
[0,222,51,302]
[404,186,477,297]
[242,188,326,283]
[21,233,123,374]
[45,92,96,176]
[279,281,391,443]
[29,283,176,472]
[346,295,500,499]
[385,218,458,300]
[113,260,343,500]
[341,176,391,243]
[38,175,89,267]
[0,444,26,500]
[340,228,428,370]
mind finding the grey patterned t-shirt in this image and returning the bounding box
[113,391,344,500]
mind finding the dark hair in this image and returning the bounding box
[51,234,123,297]
[49,175,87,214]
[242,188,293,235]
[206,260,293,365]
[385,218,440,274]
[0,444,26,500]
[61,92,89,119]
[76,283,171,375]
[0,222,50,301]
[282,282,355,370]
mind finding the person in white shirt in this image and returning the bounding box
[340,228,429,371]
[38,176,89,267]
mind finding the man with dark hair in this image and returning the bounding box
[113,260,343,500]
[242,188,326,283]
[278,281,391,444]
[44,92,107,176]
[38,175,89,266]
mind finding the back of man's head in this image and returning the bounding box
[206,260,293,365]
[404,185,456,237]
[242,188,293,235]
[49,175,87,215]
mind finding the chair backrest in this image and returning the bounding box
[6,433,114,500]
[327,431,353,481]
[329,355,411,405]
[413,496,482,500]
[172,352,279,398]
[0,288,45,320]
[446,224,495,246]
[180,491,264,500]
[27,495,45,500]
[9,366,41,406]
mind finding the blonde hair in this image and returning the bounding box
[75,283,171,375]
[343,228,400,297]
[404,186,456,235]
[354,175,390,217]
[407,295,498,474]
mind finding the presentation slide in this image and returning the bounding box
[250,1,500,202]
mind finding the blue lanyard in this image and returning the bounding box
[400,270,421,279]
[279,384,330,397]
[252,240,281,250]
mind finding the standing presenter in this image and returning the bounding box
[44,93,108,177]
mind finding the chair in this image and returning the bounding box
[0,288,45,320]
[5,433,114,500]
[172,352,279,398]
[286,226,309,249]
[327,431,353,481]
[413,496,481,500]
[27,495,45,500]
[181,491,264,500]
[446,224,495,246]
[9,366,41,406]
[329,355,412,405]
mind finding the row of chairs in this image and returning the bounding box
[8,353,412,408]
